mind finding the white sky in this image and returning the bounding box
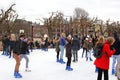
[0,0,120,23]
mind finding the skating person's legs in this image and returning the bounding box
[13,53,22,78]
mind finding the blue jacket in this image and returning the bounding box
[59,37,66,46]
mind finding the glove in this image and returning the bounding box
[110,46,115,50]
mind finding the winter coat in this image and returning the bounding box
[87,41,93,51]
[83,39,88,49]
[20,40,28,54]
[59,37,66,46]
[13,39,21,55]
[94,41,116,70]
[55,41,60,52]
[112,40,120,55]
[115,58,120,79]
[72,37,80,51]
[66,42,72,58]
[112,35,120,55]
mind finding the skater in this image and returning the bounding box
[59,33,66,64]
[94,37,116,80]
[111,32,120,75]
[13,34,25,78]
[65,35,73,71]
[72,34,80,62]
[20,38,31,72]
[55,37,60,62]
[86,36,93,61]
[115,58,120,80]
[9,34,15,58]
[81,36,88,58]
[94,36,105,72]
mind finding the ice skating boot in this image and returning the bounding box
[56,58,59,62]
[59,59,65,64]
[90,57,93,61]
[14,71,22,78]
[112,69,115,75]
[95,67,98,72]
[86,57,88,61]
[65,66,73,71]
[25,68,31,72]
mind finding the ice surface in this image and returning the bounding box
[0,49,117,80]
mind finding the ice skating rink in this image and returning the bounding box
[0,49,117,80]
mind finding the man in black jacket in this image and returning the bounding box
[72,35,80,62]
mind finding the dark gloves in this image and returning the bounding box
[110,46,115,50]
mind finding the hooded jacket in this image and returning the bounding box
[94,41,116,70]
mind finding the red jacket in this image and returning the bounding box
[94,41,116,70]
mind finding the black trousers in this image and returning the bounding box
[67,57,71,66]
[82,47,87,57]
[56,51,59,59]
[97,68,108,80]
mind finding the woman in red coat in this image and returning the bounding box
[94,37,116,80]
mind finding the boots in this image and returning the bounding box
[59,59,65,64]
[112,69,115,75]
[90,57,93,61]
[56,58,59,62]
[14,71,22,78]
[65,66,73,71]
[95,67,98,72]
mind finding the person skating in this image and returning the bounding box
[55,37,60,62]
[94,37,116,80]
[13,34,25,78]
[65,35,73,71]
[59,33,66,64]
[94,36,105,72]
[20,37,31,72]
[72,34,80,62]
[111,32,120,75]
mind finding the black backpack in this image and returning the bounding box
[93,43,103,58]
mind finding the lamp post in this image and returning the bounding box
[31,23,36,40]
[31,25,33,40]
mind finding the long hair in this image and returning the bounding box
[95,36,104,47]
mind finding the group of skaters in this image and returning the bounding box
[55,33,98,71]
[1,33,32,78]
[1,32,120,80]
[54,32,120,80]
[1,33,55,78]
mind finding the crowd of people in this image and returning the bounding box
[1,32,120,80]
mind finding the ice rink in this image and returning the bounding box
[0,49,117,80]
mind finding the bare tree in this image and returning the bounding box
[73,7,89,20]
[0,4,16,24]
[73,7,89,36]
[0,4,16,34]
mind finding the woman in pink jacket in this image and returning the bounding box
[94,37,116,80]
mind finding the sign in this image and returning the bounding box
[20,30,24,33]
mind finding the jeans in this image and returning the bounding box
[20,54,29,68]
[112,55,120,69]
[59,45,65,59]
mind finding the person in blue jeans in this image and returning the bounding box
[59,33,66,64]
[111,32,120,75]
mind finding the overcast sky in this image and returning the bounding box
[0,0,120,23]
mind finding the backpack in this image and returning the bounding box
[93,43,103,58]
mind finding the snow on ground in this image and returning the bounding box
[0,49,117,80]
